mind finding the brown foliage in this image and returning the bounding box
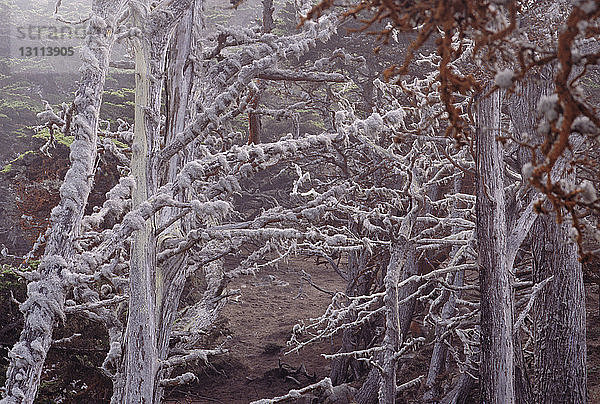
[304,0,600,261]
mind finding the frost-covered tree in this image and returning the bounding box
[278,1,600,403]
[3,0,600,403]
[1,1,364,403]
[1,1,127,402]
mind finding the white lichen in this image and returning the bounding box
[521,162,535,180]
[494,69,514,89]
[579,180,597,203]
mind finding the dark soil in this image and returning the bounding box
[2,244,600,403]
[164,258,348,404]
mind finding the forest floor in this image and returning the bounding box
[1,245,599,403]
[161,259,600,404]
[164,258,349,404]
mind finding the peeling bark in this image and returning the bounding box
[122,2,200,402]
[124,6,160,402]
[476,89,515,404]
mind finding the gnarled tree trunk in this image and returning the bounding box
[0,2,124,402]
[124,7,161,401]
[507,64,587,404]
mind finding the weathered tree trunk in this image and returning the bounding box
[329,242,373,385]
[121,2,199,402]
[506,67,552,404]
[154,5,198,403]
[124,7,161,401]
[423,176,464,402]
[476,89,515,404]
[262,0,274,34]
[248,94,262,144]
[247,0,272,145]
[439,372,477,404]
[531,200,587,404]
[378,240,417,404]
[354,242,418,404]
[356,169,423,404]
[0,3,123,403]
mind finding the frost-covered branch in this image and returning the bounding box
[250,377,334,404]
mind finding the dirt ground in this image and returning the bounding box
[164,258,348,404]
[161,260,600,404]
[2,252,599,403]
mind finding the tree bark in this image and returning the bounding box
[154,6,198,402]
[506,67,553,404]
[476,89,515,404]
[1,2,124,403]
[357,169,423,404]
[123,2,199,402]
[423,176,464,402]
[507,64,587,403]
[246,0,273,145]
[262,0,274,34]
[329,242,373,386]
[531,208,587,403]
[355,242,418,404]
[378,240,417,404]
[125,7,160,401]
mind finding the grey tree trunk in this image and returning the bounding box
[531,212,587,403]
[122,2,198,402]
[423,176,464,402]
[0,2,124,402]
[329,241,373,386]
[262,0,274,34]
[507,65,587,404]
[125,8,161,401]
[354,242,418,404]
[356,169,423,404]
[476,89,515,404]
[378,240,417,404]
[154,5,198,403]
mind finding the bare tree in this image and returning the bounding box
[3,1,600,403]
[0,1,126,402]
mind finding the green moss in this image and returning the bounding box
[104,87,135,98]
[27,260,40,271]
[0,99,37,111]
[308,118,326,130]
[0,261,40,290]
[15,150,35,160]
[0,265,24,290]
[33,127,74,147]
[3,150,35,172]
[112,139,128,149]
